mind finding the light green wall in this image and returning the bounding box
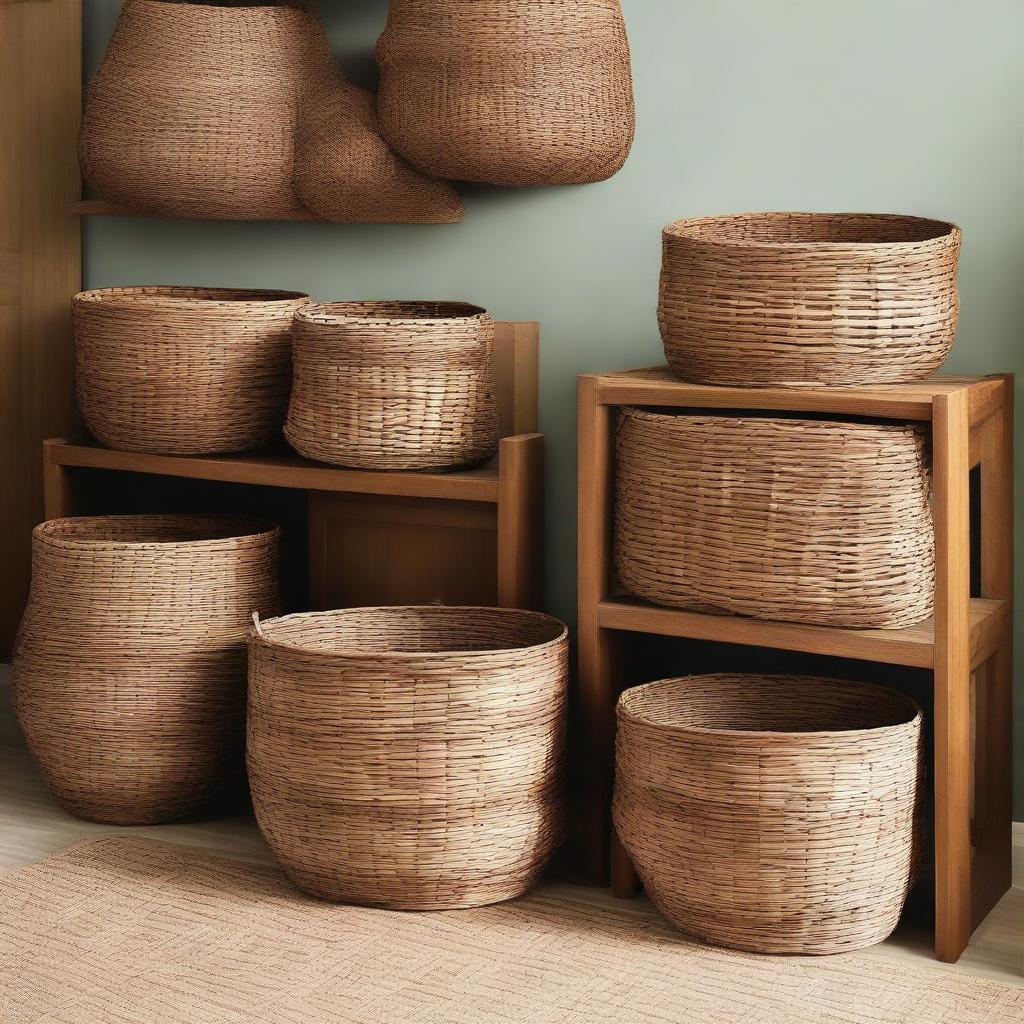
[84,0,1024,812]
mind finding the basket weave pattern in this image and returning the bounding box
[613,674,924,955]
[247,606,568,909]
[658,213,961,386]
[74,286,309,455]
[285,302,499,470]
[376,0,635,186]
[614,408,934,627]
[11,516,280,825]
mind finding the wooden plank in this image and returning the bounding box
[597,596,1005,670]
[932,389,973,963]
[0,0,81,656]
[495,433,544,610]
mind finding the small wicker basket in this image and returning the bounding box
[614,674,924,955]
[658,212,961,386]
[247,605,568,909]
[615,408,934,627]
[74,286,309,455]
[11,515,280,825]
[285,301,499,470]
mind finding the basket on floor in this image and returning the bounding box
[614,407,934,627]
[376,0,635,186]
[74,286,309,455]
[614,674,924,955]
[79,0,337,219]
[11,515,280,825]
[658,212,961,386]
[247,606,569,909]
[285,301,499,470]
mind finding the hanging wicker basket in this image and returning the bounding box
[247,606,569,909]
[615,408,934,627]
[11,516,280,825]
[376,0,635,186]
[614,674,924,954]
[285,301,499,470]
[658,212,961,386]
[74,286,309,455]
[79,0,337,219]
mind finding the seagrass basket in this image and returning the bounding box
[247,606,568,909]
[80,0,337,219]
[293,79,463,224]
[74,286,309,455]
[615,408,934,627]
[376,0,635,186]
[285,301,499,469]
[11,516,280,825]
[614,674,924,955]
[658,213,961,386]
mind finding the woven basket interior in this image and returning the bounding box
[37,515,275,547]
[666,212,957,245]
[301,301,487,323]
[74,286,307,308]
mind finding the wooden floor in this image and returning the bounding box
[1,669,1020,988]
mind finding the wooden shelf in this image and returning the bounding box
[45,438,502,504]
[598,596,1008,671]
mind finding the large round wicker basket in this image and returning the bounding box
[615,408,934,627]
[11,516,280,825]
[285,301,499,470]
[74,286,309,455]
[658,212,961,386]
[376,0,635,186]
[247,606,568,909]
[79,0,336,219]
[613,674,924,955]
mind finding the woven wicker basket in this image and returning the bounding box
[658,212,961,386]
[285,301,499,470]
[11,516,280,825]
[376,0,635,186]
[247,606,568,909]
[615,408,934,627]
[614,674,924,955]
[74,286,309,455]
[294,79,463,224]
[80,0,337,219]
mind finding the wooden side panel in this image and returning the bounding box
[0,0,81,655]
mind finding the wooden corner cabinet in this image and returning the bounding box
[577,367,1014,964]
[43,322,545,615]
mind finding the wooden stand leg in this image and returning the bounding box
[496,433,545,611]
[932,391,973,963]
[42,439,75,520]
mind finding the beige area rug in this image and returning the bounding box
[0,837,1020,1024]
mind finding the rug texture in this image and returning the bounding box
[0,837,1020,1024]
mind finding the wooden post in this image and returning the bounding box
[496,433,545,610]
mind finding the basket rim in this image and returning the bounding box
[662,211,960,249]
[33,514,281,549]
[295,301,490,325]
[249,605,568,660]
[617,673,923,738]
[73,286,310,306]
[619,405,928,435]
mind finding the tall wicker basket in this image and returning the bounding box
[376,0,635,186]
[247,606,568,909]
[11,516,280,825]
[285,301,499,470]
[74,286,309,455]
[615,408,934,627]
[658,212,961,386]
[614,674,924,955]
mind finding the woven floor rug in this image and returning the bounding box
[1,837,1020,1024]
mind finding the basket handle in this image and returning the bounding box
[251,611,268,641]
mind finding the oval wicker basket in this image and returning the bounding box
[376,0,635,186]
[658,212,961,386]
[247,606,569,909]
[79,0,337,219]
[285,301,499,470]
[615,408,934,628]
[613,674,924,955]
[11,515,280,825]
[74,286,309,455]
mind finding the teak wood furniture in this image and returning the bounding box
[43,322,544,614]
[578,367,1013,964]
